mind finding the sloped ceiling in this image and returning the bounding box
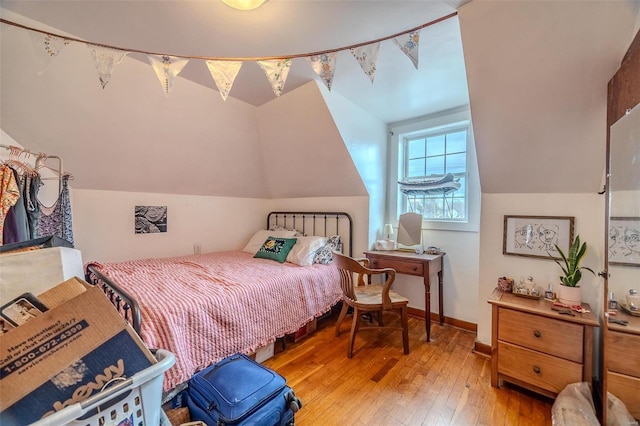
[459,0,640,194]
[1,1,639,199]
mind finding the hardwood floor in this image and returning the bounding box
[262,311,554,426]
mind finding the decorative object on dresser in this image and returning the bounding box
[549,235,596,306]
[488,289,599,399]
[363,250,445,342]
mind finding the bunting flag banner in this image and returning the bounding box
[148,54,189,96]
[257,59,292,97]
[205,60,242,101]
[305,52,337,91]
[350,43,380,83]
[393,30,420,69]
[27,32,70,73]
[88,45,129,89]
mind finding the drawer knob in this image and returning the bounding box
[412,266,417,271]
[533,330,541,338]
[533,366,541,374]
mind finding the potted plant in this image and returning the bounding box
[550,235,595,305]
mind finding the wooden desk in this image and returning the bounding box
[363,250,445,342]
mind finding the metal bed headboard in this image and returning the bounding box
[266,211,353,257]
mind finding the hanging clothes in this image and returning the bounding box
[36,174,74,245]
[0,164,20,245]
[3,168,30,245]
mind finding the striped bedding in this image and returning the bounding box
[86,250,342,392]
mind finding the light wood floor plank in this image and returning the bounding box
[262,312,553,425]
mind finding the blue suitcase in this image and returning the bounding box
[185,354,301,426]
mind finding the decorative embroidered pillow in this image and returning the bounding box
[243,229,297,254]
[254,237,297,263]
[286,236,327,267]
[313,235,342,265]
[269,224,306,237]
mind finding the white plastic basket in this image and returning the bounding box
[30,349,175,426]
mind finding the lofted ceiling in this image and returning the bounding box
[0,0,471,124]
[1,0,639,198]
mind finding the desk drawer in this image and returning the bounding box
[498,341,582,394]
[368,258,423,276]
[498,308,583,363]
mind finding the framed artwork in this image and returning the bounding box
[609,217,640,267]
[135,206,167,234]
[503,215,575,260]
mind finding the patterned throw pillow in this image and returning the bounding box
[313,235,342,265]
[269,225,306,237]
[254,237,298,263]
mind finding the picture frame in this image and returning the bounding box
[608,217,640,267]
[0,293,48,327]
[503,215,575,260]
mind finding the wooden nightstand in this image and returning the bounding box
[488,290,599,398]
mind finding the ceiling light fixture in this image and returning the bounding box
[221,0,268,10]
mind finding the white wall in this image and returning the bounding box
[319,84,388,248]
[477,193,605,345]
[72,189,269,263]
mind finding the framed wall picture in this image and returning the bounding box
[503,215,575,260]
[609,217,640,267]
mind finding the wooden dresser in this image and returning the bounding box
[488,290,599,398]
[607,310,640,420]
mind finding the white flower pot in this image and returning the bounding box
[557,285,582,305]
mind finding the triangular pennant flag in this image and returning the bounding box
[393,30,420,69]
[257,59,292,97]
[148,54,189,96]
[350,43,380,83]
[87,45,128,89]
[306,53,337,91]
[28,32,70,73]
[205,60,243,101]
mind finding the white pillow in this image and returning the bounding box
[243,229,297,254]
[286,236,327,267]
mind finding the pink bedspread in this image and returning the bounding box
[88,251,342,391]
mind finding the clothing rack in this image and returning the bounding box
[1,143,67,194]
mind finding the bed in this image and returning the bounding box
[84,211,353,394]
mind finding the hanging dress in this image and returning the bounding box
[0,164,20,245]
[3,168,30,245]
[36,174,74,246]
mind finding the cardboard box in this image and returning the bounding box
[0,278,156,425]
[0,247,84,305]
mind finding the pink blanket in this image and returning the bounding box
[88,251,342,391]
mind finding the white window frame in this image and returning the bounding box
[387,106,480,232]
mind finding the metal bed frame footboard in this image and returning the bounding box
[85,264,142,334]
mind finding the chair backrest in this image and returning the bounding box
[332,252,395,309]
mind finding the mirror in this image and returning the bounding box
[604,101,640,422]
[397,212,422,248]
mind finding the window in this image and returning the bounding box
[401,126,468,221]
[387,107,479,232]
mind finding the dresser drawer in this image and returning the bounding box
[498,341,583,394]
[368,258,423,276]
[608,371,640,420]
[608,330,640,378]
[498,308,583,363]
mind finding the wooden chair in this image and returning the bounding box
[333,252,410,358]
